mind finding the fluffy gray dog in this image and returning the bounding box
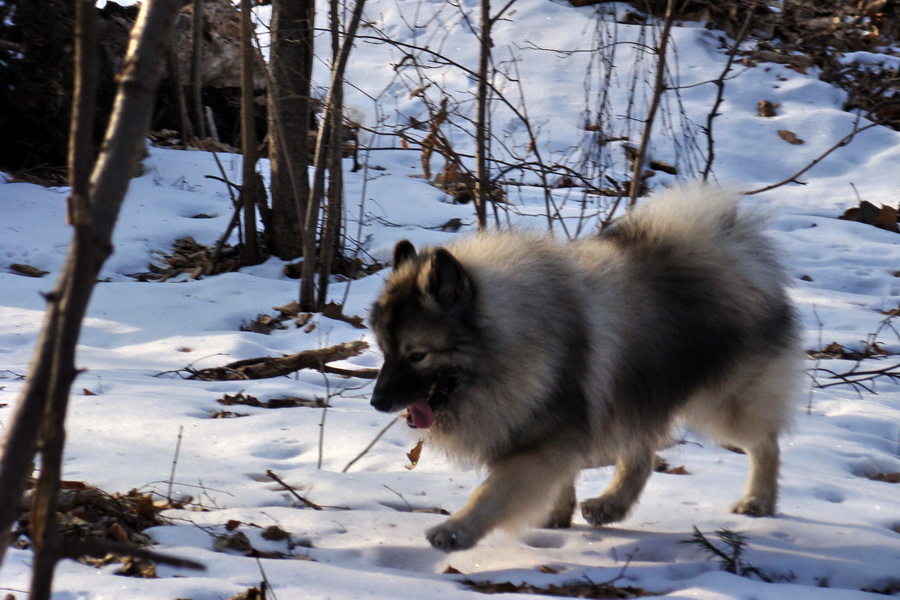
[370,184,801,552]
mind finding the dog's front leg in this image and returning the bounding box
[427,447,577,552]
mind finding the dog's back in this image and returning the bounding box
[572,184,799,452]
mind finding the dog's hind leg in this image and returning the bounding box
[581,449,654,526]
[686,354,798,517]
[731,431,780,516]
[542,478,577,528]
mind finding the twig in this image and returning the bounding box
[809,361,900,394]
[589,548,637,587]
[61,537,205,571]
[322,365,379,379]
[807,305,824,414]
[167,425,184,502]
[254,557,277,600]
[208,151,243,271]
[744,121,880,195]
[188,340,369,381]
[627,0,676,208]
[317,372,330,470]
[342,416,401,473]
[266,470,323,510]
[300,0,368,310]
[701,3,754,181]
[383,485,413,512]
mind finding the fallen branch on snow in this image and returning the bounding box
[185,340,370,381]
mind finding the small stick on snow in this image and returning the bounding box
[167,425,184,503]
[342,416,401,473]
[266,470,323,510]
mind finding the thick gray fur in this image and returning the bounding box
[369,183,802,552]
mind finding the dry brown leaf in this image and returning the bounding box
[665,465,690,475]
[322,302,366,329]
[210,409,249,419]
[213,531,254,554]
[876,204,899,233]
[108,521,131,545]
[262,525,291,541]
[758,100,779,117]
[225,587,264,600]
[225,519,242,531]
[274,300,303,317]
[777,129,805,144]
[406,440,424,470]
[539,564,560,574]
[60,480,88,490]
[115,556,157,578]
[10,263,48,278]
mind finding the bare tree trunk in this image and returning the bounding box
[317,0,346,306]
[0,0,182,581]
[317,87,344,306]
[240,0,260,264]
[167,47,193,144]
[190,0,205,141]
[66,0,99,227]
[300,0,366,312]
[26,1,101,593]
[473,0,491,230]
[267,0,315,260]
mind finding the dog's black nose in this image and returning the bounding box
[370,390,393,412]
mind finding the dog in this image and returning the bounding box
[369,184,801,552]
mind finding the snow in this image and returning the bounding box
[2,0,900,598]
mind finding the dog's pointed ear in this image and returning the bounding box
[393,239,417,268]
[428,248,474,308]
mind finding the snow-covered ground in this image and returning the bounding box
[2,0,899,598]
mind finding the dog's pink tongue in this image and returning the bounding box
[409,400,435,429]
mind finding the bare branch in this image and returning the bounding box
[701,5,754,181]
[301,0,368,311]
[342,417,401,473]
[627,0,676,208]
[266,470,323,510]
[0,0,183,576]
[187,340,370,380]
[61,537,206,571]
[744,121,880,196]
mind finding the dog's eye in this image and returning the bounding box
[407,351,428,364]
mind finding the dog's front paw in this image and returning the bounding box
[541,512,573,529]
[426,519,480,552]
[580,496,630,526]
[731,495,775,517]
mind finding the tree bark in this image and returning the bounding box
[267,0,315,260]
[167,46,193,145]
[0,0,182,581]
[190,0,205,140]
[474,0,491,230]
[240,0,261,264]
[317,0,346,307]
[300,0,366,311]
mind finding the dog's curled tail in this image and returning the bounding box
[626,182,765,243]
